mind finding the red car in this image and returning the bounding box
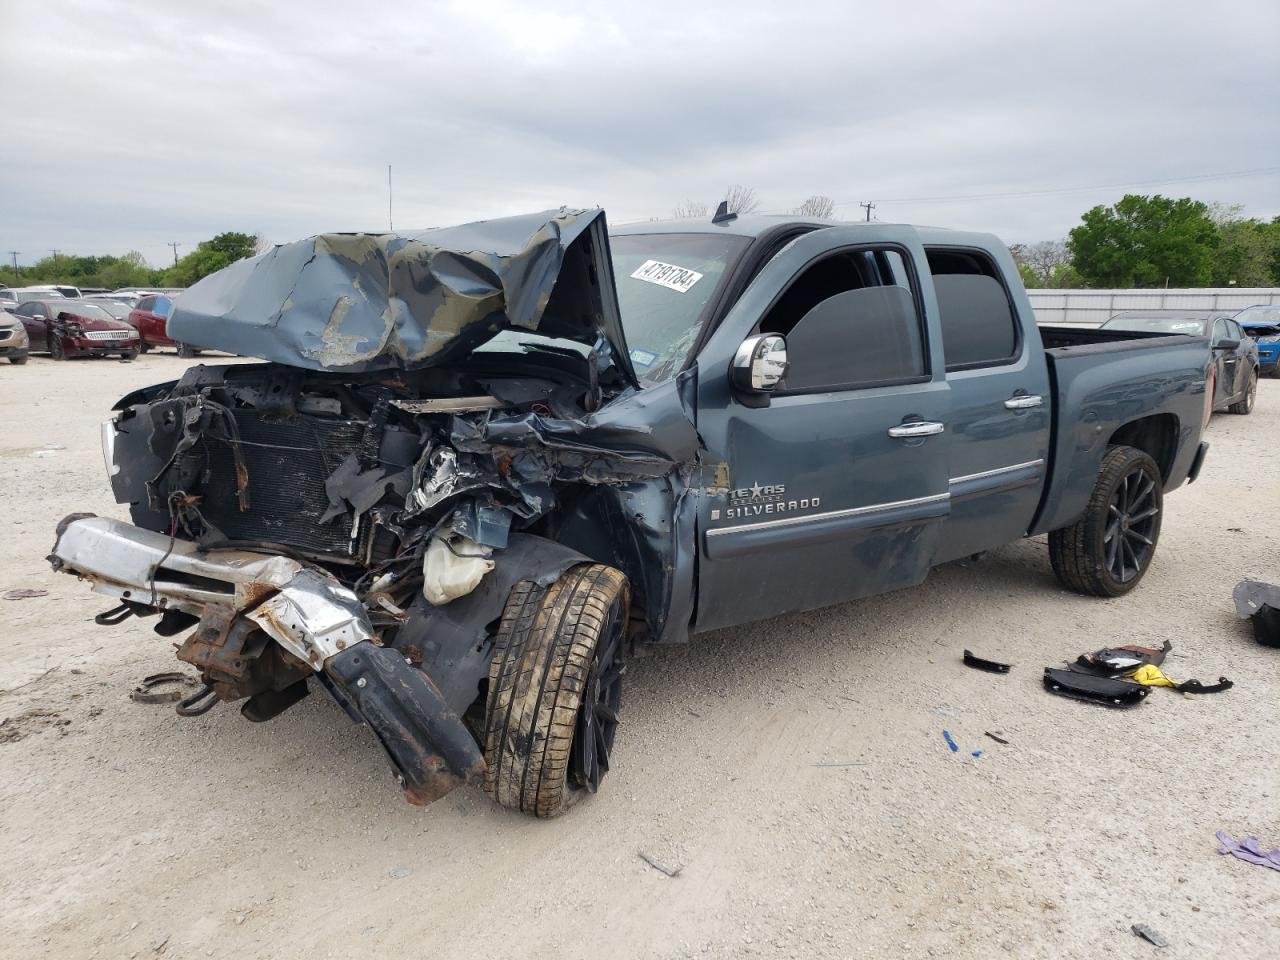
[13,299,141,360]
[128,294,199,356]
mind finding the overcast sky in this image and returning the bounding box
[3,0,1277,269]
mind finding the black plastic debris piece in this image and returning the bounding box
[984,731,1010,745]
[1232,580,1280,648]
[963,649,1011,674]
[1043,668,1148,707]
[1073,639,1171,676]
[1175,677,1234,695]
[1131,924,1169,948]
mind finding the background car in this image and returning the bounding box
[1,286,67,312]
[0,310,30,363]
[1101,310,1259,415]
[128,293,199,355]
[84,297,138,324]
[1234,305,1280,378]
[12,298,141,360]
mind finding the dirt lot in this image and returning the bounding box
[1,352,1277,960]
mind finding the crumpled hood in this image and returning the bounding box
[168,208,635,383]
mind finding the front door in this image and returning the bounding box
[1212,317,1241,402]
[693,226,950,633]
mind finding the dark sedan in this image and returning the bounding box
[12,299,141,360]
[1101,310,1258,416]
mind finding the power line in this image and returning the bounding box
[834,165,1280,209]
[753,165,1280,216]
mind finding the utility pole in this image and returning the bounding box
[169,242,180,265]
[50,248,61,259]
[7,251,17,271]
[859,202,876,222]
[388,164,394,232]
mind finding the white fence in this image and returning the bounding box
[1026,288,1280,326]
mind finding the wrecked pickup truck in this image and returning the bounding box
[49,207,1211,816]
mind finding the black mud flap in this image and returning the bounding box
[324,642,486,806]
[1043,667,1149,708]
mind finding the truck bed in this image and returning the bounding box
[1030,327,1210,535]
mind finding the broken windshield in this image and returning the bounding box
[610,232,750,382]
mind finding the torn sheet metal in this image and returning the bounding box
[167,208,636,385]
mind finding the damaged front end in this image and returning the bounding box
[48,208,702,807]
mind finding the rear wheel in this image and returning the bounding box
[483,564,629,818]
[1228,369,1257,415]
[1049,445,1163,597]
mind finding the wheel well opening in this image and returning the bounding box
[1108,414,1179,481]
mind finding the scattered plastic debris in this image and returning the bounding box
[388,867,412,879]
[963,649,1011,673]
[1131,923,1169,948]
[638,850,682,878]
[3,588,48,600]
[1131,664,1233,694]
[984,731,1010,745]
[1043,667,1148,707]
[1215,831,1280,872]
[942,730,959,753]
[1233,580,1280,648]
[970,750,983,758]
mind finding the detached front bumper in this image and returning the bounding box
[48,514,484,804]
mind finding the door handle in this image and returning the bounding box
[1004,395,1043,410]
[888,420,945,438]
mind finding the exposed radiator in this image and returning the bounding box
[180,411,367,559]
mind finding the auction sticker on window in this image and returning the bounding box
[630,260,704,294]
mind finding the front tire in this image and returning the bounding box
[49,336,66,361]
[1049,445,1164,597]
[9,353,28,365]
[483,564,629,818]
[1228,369,1257,415]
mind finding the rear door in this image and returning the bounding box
[693,226,951,632]
[925,246,1052,563]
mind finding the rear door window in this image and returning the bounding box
[926,248,1020,371]
[136,296,156,312]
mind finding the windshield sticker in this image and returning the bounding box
[629,348,658,368]
[1170,322,1202,330]
[630,260,704,294]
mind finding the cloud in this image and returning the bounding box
[2,0,1276,268]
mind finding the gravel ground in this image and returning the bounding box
[1,353,1277,960]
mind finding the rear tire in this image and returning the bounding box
[1228,369,1257,414]
[483,564,629,818]
[1049,445,1163,597]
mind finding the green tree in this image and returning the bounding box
[1068,195,1218,287]
[163,231,259,287]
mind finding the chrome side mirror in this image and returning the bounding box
[731,334,788,394]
